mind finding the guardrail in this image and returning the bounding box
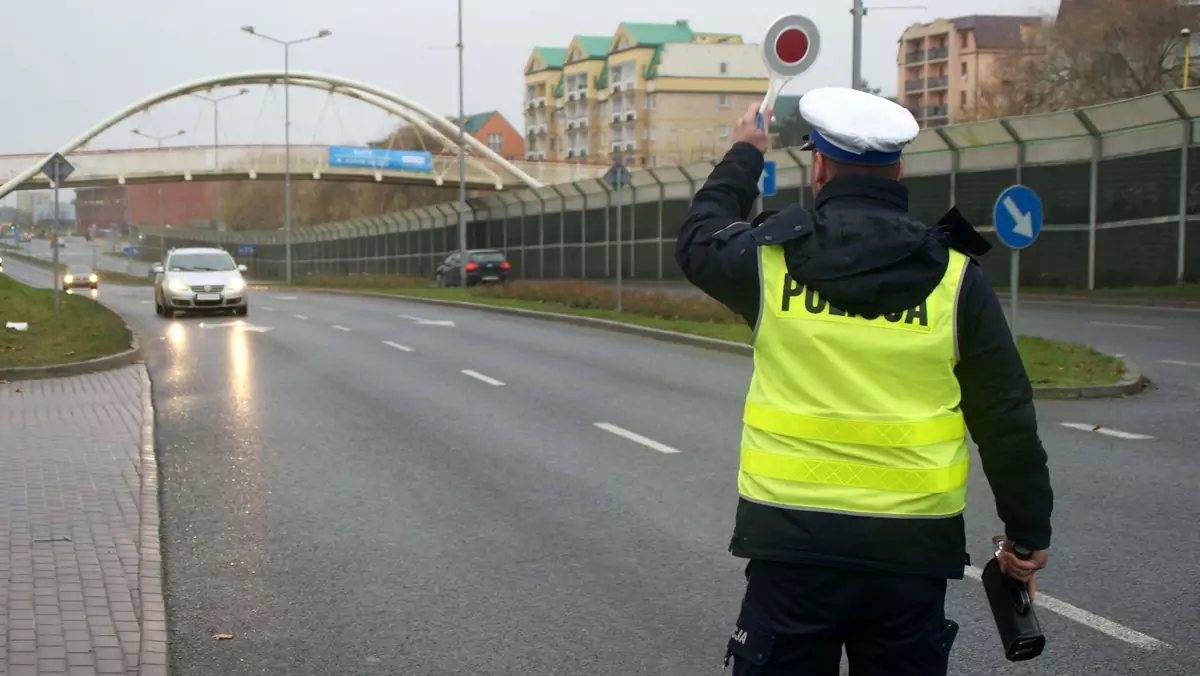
[130,89,1200,290]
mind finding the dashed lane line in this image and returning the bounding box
[273,295,298,300]
[383,341,414,353]
[293,314,308,320]
[962,567,1168,650]
[460,369,504,387]
[332,324,352,332]
[1059,422,1155,440]
[1088,320,1162,330]
[1160,359,1200,368]
[262,306,275,312]
[593,422,682,455]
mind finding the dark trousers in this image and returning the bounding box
[725,560,959,675]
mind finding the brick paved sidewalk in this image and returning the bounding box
[0,366,164,676]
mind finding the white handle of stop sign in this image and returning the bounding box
[756,79,790,131]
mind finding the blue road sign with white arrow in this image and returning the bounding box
[992,185,1043,250]
[123,246,139,257]
[238,245,255,255]
[759,160,777,197]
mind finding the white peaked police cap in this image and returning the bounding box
[796,87,920,165]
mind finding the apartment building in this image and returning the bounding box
[523,20,769,167]
[896,14,1041,127]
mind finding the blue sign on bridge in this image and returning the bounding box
[238,245,256,255]
[327,146,433,173]
[123,246,139,257]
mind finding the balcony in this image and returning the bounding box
[905,78,925,92]
[611,81,635,95]
[624,111,636,122]
[927,46,949,60]
[905,50,925,64]
[926,105,948,118]
[926,75,949,90]
[610,141,625,152]
[611,112,624,124]
[525,96,546,109]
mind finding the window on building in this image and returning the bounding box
[486,133,503,153]
[960,91,967,107]
[960,32,969,49]
[718,94,729,108]
[719,62,728,75]
[650,94,657,109]
[961,62,968,78]
[718,125,730,139]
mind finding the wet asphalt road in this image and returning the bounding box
[5,255,1200,675]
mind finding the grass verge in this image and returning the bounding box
[0,275,131,369]
[285,275,1128,387]
[2,251,153,286]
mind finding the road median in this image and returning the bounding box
[260,276,1147,399]
[0,274,142,381]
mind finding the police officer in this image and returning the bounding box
[676,88,1053,675]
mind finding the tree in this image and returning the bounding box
[972,0,1198,120]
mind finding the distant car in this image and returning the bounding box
[62,265,98,290]
[434,249,512,287]
[153,247,249,318]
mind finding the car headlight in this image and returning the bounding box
[168,279,188,293]
[89,274,98,282]
[63,274,74,284]
[226,277,245,293]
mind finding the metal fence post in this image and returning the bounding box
[535,191,547,280]
[1165,91,1192,285]
[573,181,589,279]
[645,169,666,280]
[934,128,959,209]
[551,184,567,278]
[1076,110,1102,291]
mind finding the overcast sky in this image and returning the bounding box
[0,0,1057,205]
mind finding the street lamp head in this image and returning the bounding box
[318,29,332,37]
[241,25,255,34]
[238,88,251,95]
[175,130,187,136]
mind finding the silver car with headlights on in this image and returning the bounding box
[153,247,249,318]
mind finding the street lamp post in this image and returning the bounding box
[456,0,468,288]
[851,2,926,90]
[191,89,250,232]
[132,128,187,260]
[241,25,332,284]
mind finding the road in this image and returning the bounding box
[9,234,153,277]
[4,254,1199,675]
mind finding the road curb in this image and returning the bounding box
[994,293,1200,310]
[262,285,1149,399]
[136,367,168,676]
[0,329,143,382]
[1030,358,1150,400]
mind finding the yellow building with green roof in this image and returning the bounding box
[523,20,770,167]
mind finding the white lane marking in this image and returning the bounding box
[593,422,682,455]
[460,369,504,387]
[261,306,275,312]
[962,566,1167,649]
[332,324,352,332]
[1059,422,1155,440]
[383,341,414,353]
[1160,359,1200,367]
[273,295,297,300]
[398,314,455,327]
[293,314,308,320]
[139,300,152,304]
[1088,321,1162,330]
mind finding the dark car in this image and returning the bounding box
[434,249,511,287]
[62,264,98,290]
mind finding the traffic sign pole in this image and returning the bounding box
[603,161,632,313]
[41,153,76,320]
[992,184,1044,340]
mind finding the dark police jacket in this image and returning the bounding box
[676,142,1054,580]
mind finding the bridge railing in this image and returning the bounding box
[127,88,1200,289]
[0,144,610,189]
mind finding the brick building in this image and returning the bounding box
[448,111,525,160]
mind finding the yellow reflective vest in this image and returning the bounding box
[739,244,971,518]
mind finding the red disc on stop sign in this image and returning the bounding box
[774,28,810,65]
[762,15,821,77]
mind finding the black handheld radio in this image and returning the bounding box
[981,538,1046,661]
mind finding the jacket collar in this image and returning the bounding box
[815,175,909,212]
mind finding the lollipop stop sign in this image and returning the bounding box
[757,15,821,130]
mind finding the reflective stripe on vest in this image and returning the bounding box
[739,245,971,519]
